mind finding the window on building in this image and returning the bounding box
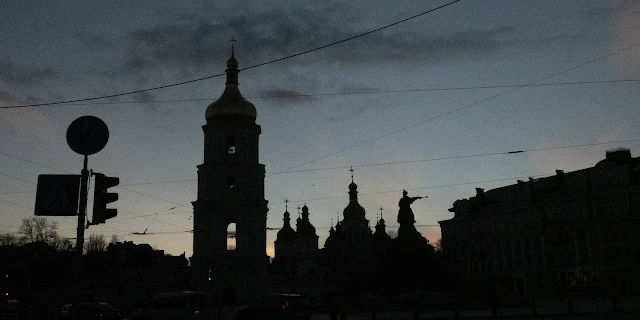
[226,136,236,155]
[227,222,236,251]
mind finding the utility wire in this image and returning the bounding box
[2,137,636,192]
[109,206,185,223]
[0,0,463,109]
[268,41,640,176]
[272,174,548,205]
[0,190,33,195]
[0,198,33,211]
[0,172,37,185]
[85,137,640,187]
[3,78,639,109]
[0,152,193,231]
[267,138,640,175]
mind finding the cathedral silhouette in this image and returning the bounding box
[191,53,435,303]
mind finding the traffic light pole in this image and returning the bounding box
[76,155,88,255]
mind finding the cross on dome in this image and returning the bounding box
[230,36,237,56]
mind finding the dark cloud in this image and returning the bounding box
[256,89,315,106]
[115,7,516,77]
[0,61,60,85]
[0,91,42,106]
[122,22,223,73]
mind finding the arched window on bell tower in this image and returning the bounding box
[227,222,236,251]
[226,136,236,156]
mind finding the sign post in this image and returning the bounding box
[66,115,109,254]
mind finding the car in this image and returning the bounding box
[235,294,311,320]
[127,291,213,320]
[61,302,123,320]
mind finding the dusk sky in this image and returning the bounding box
[1,0,639,257]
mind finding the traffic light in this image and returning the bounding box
[207,268,213,282]
[92,174,119,224]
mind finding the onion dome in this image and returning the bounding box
[297,204,317,236]
[373,217,390,240]
[324,222,336,247]
[343,181,366,219]
[205,53,257,123]
[332,221,347,241]
[276,210,296,242]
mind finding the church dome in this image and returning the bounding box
[343,200,366,218]
[276,211,297,242]
[343,182,366,219]
[205,54,257,123]
[297,204,317,236]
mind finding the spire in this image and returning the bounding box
[226,37,239,85]
[282,199,291,225]
[276,200,296,242]
[343,171,366,219]
[301,203,309,221]
[297,204,316,236]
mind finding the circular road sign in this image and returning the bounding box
[66,116,110,156]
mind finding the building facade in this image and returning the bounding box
[191,53,269,303]
[439,149,640,296]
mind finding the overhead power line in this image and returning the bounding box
[0,153,193,231]
[2,137,636,193]
[33,137,636,189]
[270,138,640,174]
[0,0,463,109]
[268,41,640,175]
[273,174,549,205]
[3,78,639,109]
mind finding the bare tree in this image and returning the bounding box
[85,234,107,253]
[54,237,74,251]
[0,232,19,246]
[19,217,59,244]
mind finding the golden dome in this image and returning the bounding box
[205,55,256,123]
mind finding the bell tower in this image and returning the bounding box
[192,49,268,302]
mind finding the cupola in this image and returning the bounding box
[205,51,257,123]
